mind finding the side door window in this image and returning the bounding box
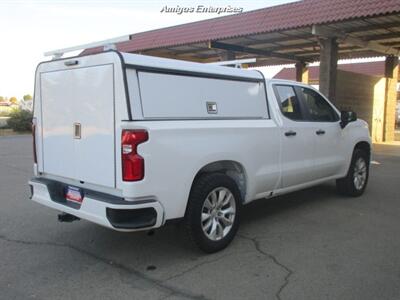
[273,85,304,121]
[299,87,339,122]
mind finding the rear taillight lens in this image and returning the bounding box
[32,119,37,164]
[121,130,148,181]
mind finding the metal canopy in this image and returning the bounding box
[137,14,400,67]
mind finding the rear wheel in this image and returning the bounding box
[336,148,369,197]
[184,173,241,253]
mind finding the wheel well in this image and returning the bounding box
[192,161,247,202]
[354,141,371,159]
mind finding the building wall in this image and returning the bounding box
[334,70,387,142]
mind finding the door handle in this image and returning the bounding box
[316,129,325,135]
[284,130,297,137]
[73,123,81,139]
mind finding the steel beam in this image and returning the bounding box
[346,20,400,33]
[312,25,400,56]
[209,41,301,62]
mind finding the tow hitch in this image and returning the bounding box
[58,212,80,223]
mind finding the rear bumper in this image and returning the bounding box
[29,178,164,232]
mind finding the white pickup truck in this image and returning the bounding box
[30,51,371,253]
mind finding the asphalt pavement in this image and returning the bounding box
[1,135,399,300]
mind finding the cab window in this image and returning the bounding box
[274,85,304,121]
[299,87,339,122]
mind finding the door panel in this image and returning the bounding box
[280,124,316,187]
[41,64,115,188]
[313,122,345,178]
[273,84,316,188]
[297,87,345,179]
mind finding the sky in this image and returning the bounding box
[0,0,300,98]
[0,0,299,99]
[0,0,385,99]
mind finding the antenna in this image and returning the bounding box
[44,35,130,60]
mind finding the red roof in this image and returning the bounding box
[83,0,400,54]
[273,61,390,81]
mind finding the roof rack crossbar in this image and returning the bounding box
[43,35,130,60]
[207,58,257,68]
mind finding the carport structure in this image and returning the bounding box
[84,0,400,141]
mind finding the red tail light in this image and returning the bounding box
[121,130,148,181]
[32,120,37,164]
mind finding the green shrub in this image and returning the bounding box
[0,106,12,116]
[7,109,33,132]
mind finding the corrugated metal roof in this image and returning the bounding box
[83,0,400,54]
[273,61,393,81]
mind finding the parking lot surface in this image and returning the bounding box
[1,135,399,300]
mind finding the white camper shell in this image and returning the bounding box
[30,51,269,230]
[30,51,371,252]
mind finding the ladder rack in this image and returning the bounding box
[207,58,256,68]
[44,35,130,60]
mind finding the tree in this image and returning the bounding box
[9,97,18,104]
[23,94,33,101]
[0,96,4,102]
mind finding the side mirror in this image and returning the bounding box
[340,110,357,129]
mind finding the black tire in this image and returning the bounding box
[336,148,370,197]
[184,173,242,253]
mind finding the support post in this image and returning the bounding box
[220,51,235,61]
[318,37,338,103]
[295,62,309,83]
[383,56,399,142]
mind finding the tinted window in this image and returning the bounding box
[300,88,339,122]
[274,85,303,121]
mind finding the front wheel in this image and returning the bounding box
[336,149,370,197]
[184,173,242,253]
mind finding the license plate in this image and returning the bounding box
[65,186,83,204]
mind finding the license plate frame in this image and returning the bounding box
[65,186,83,205]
